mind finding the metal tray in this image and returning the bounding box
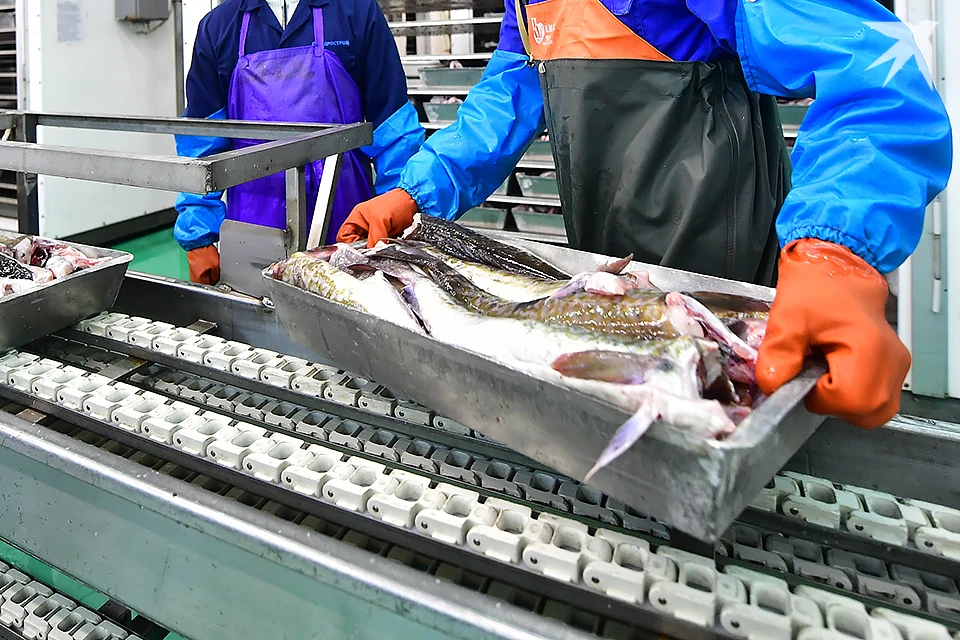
[263,238,824,541]
[517,174,559,199]
[459,206,508,230]
[419,66,486,87]
[0,234,132,351]
[512,210,565,235]
[522,139,552,161]
[423,102,461,123]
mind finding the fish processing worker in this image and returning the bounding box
[338,0,953,429]
[174,0,424,285]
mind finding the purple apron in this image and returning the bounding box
[226,7,372,245]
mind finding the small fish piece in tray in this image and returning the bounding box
[0,234,112,298]
[0,254,33,280]
[13,236,111,279]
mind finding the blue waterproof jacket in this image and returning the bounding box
[397,0,953,274]
[174,0,424,251]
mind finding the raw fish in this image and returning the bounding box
[401,213,570,280]
[268,253,422,333]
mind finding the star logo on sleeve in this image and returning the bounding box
[865,20,937,89]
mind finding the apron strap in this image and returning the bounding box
[312,6,324,48]
[514,0,534,60]
[238,10,252,57]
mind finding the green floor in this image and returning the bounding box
[110,227,189,280]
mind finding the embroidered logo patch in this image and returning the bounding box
[530,17,556,46]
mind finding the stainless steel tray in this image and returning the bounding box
[264,238,825,541]
[0,234,133,351]
[459,206,508,230]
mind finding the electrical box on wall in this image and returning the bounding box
[116,0,171,22]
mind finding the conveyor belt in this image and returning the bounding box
[0,552,168,640]
[0,312,959,640]
[44,318,960,575]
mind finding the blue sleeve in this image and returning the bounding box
[174,17,230,252]
[398,49,545,218]
[362,102,425,194]
[353,0,425,194]
[395,0,543,218]
[703,0,953,274]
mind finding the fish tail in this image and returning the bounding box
[584,401,660,482]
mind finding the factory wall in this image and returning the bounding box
[18,0,178,238]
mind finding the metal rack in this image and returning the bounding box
[0,1,16,219]
[0,111,370,295]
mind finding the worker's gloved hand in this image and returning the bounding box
[756,239,910,429]
[337,189,418,248]
[188,245,220,285]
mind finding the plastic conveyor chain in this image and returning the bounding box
[0,312,956,640]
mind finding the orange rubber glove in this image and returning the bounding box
[188,245,220,285]
[337,189,418,248]
[757,239,910,428]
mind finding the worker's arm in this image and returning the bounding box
[355,0,425,194]
[396,2,547,219]
[173,17,229,252]
[690,0,952,274]
[689,0,952,426]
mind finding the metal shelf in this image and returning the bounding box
[408,85,473,96]
[515,157,554,170]
[403,53,492,64]
[388,16,502,36]
[486,193,561,207]
[0,3,15,222]
[487,228,567,244]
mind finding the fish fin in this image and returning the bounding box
[303,245,338,261]
[584,403,659,482]
[622,270,656,291]
[582,272,628,296]
[597,254,634,275]
[549,271,628,300]
[552,351,662,385]
[547,279,585,300]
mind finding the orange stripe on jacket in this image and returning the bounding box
[525,0,672,61]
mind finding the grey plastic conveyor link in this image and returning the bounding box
[33,335,670,540]
[2,350,960,640]
[55,320,960,573]
[0,557,145,640]
[41,323,960,609]
[70,314,484,439]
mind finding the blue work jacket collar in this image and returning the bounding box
[237,0,331,43]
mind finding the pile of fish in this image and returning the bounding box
[0,235,110,297]
[267,215,772,479]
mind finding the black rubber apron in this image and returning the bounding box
[518,2,791,285]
